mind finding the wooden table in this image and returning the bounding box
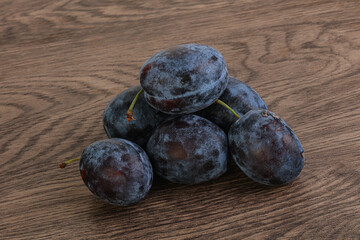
[1,1,360,239]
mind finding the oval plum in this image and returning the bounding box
[140,44,228,114]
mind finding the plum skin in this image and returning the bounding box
[79,138,153,206]
[146,114,228,184]
[196,76,268,133]
[102,85,170,148]
[228,110,305,186]
[140,44,228,114]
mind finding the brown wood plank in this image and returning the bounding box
[1,0,359,239]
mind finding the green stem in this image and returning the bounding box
[126,88,144,121]
[58,157,80,168]
[215,99,241,119]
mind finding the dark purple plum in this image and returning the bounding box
[228,110,305,186]
[196,76,268,133]
[103,85,170,148]
[146,115,228,184]
[140,44,228,114]
[79,138,153,206]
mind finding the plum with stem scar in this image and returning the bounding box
[196,76,268,133]
[103,85,170,148]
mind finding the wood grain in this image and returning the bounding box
[1,0,360,239]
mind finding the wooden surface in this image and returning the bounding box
[1,1,360,239]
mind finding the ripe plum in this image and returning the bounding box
[196,76,268,132]
[140,44,228,114]
[147,115,228,184]
[80,138,153,206]
[103,85,169,148]
[228,110,304,186]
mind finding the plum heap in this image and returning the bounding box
[59,44,305,206]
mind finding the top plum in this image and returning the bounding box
[140,44,228,114]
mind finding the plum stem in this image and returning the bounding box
[58,157,80,168]
[126,88,144,122]
[215,99,241,119]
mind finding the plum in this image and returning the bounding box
[140,44,228,114]
[103,85,170,148]
[146,115,228,184]
[80,139,153,206]
[228,110,304,186]
[196,76,268,133]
